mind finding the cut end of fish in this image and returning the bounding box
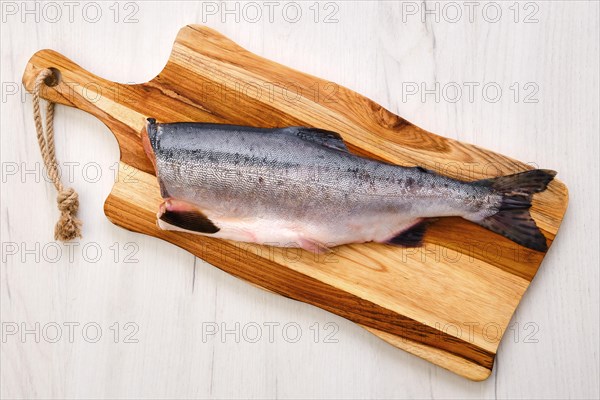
[142,118,158,172]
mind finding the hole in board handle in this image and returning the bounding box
[44,68,61,87]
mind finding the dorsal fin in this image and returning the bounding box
[281,127,349,152]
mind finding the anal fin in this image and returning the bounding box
[385,219,430,247]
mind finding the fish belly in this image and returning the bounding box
[157,194,422,251]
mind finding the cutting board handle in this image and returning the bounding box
[22,49,143,132]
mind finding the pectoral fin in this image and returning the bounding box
[157,200,220,234]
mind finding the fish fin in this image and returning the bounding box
[413,166,434,174]
[283,127,350,153]
[157,200,220,234]
[473,169,557,195]
[474,209,548,251]
[385,219,430,247]
[470,169,556,251]
[298,238,332,254]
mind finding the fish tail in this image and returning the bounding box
[470,169,557,251]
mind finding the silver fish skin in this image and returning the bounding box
[143,118,555,252]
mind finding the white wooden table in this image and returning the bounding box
[1,1,598,398]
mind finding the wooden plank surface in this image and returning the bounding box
[2,2,598,398]
[19,25,567,381]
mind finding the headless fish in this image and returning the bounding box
[142,118,556,253]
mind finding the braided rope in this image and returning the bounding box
[32,68,82,241]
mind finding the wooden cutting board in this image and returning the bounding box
[22,25,568,381]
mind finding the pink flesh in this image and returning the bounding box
[157,198,212,222]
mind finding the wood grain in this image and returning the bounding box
[21,25,568,381]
